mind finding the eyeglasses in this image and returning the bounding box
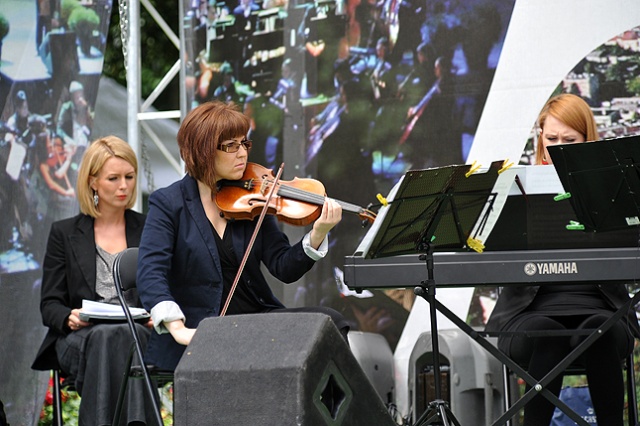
[217,139,252,153]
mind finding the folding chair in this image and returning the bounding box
[52,369,66,426]
[111,247,170,426]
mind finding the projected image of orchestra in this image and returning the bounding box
[185,0,513,189]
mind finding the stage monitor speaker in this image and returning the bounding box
[174,313,396,426]
[347,331,395,403]
[408,328,505,425]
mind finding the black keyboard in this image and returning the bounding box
[344,247,640,290]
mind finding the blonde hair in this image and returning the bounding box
[76,136,138,217]
[535,93,599,165]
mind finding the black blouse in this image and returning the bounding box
[213,223,263,315]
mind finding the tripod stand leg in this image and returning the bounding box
[412,283,462,424]
[410,246,463,426]
[413,400,462,426]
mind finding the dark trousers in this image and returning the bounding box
[56,323,154,426]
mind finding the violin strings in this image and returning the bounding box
[278,185,327,205]
[255,178,365,214]
[256,179,325,204]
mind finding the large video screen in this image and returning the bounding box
[181,0,516,350]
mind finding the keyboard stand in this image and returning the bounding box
[431,289,640,425]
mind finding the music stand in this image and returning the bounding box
[548,134,640,232]
[365,161,503,426]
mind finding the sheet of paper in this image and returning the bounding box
[469,166,519,247]
[81,299,148,319]
[353,175,404,257]
[513,164,565,195]
[470,165,568,246]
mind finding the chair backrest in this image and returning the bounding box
[113,247,139,291]
[111,246,167,426]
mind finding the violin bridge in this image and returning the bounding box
[259,178,269,195]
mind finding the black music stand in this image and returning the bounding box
[365,161,504,426]
[548,134,640,232]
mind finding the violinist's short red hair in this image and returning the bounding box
[178,101,250,191]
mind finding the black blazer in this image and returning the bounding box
[31,210,146,371]
[137,175,316,371]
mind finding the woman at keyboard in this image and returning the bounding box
[486,93,640,426]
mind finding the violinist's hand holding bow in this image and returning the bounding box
[309,198,342,249]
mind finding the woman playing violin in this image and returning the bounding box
[136,101,350,372]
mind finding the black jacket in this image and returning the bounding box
[32,210,146,371]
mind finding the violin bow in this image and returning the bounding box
[219,162,285,317]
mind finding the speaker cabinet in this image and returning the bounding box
[174,313,396,425]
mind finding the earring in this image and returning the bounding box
[93,191,99,207]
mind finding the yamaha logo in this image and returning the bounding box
[524,262,578,276]
[524,263,536,276]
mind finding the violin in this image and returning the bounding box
[215,163,376,226]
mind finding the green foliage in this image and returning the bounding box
[0,13,10,41]
[68,6,100,37]
[605,61,629,83]
[38,374,81,426]
[39,372,175,425]
[627,76,640,97]
[61,0,82,21]
[103,0,180,110]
